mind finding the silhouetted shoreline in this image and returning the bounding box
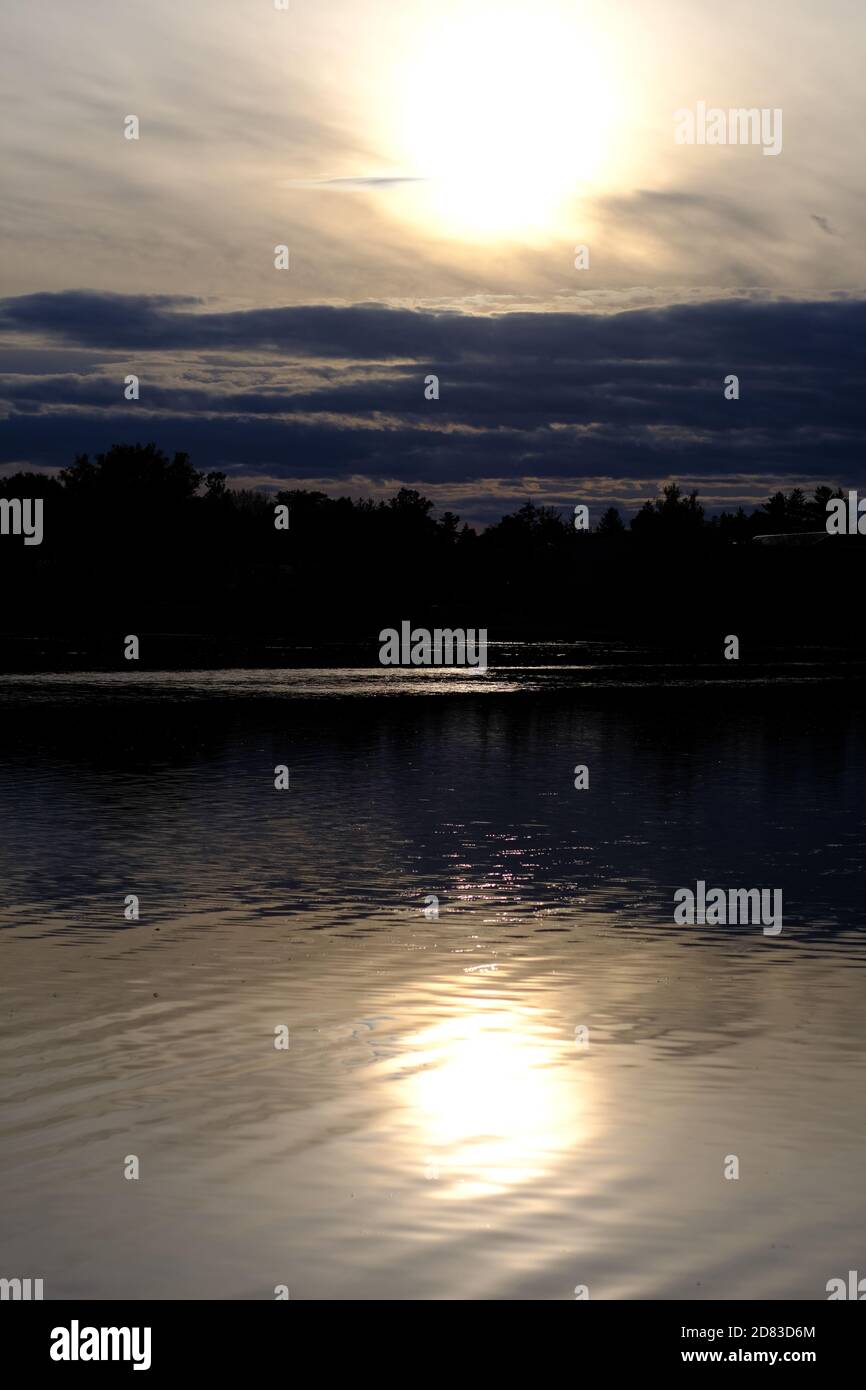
[3,447,865,674]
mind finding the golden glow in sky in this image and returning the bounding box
[390,2,619,240]
[0,0,860,303]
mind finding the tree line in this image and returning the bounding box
[0,444,861,657]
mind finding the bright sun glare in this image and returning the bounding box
[402,1000,590,1198]
[394,2,616,240]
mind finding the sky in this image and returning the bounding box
[1,0,864,524]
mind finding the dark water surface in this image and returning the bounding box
[1,671,865,1298]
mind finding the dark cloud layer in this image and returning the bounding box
[1,291,863,518]
[3,290,865,366]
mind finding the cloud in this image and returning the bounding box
[0,291,863,522]
[811,214,839,236]
[3,0,866,307]
[284,176,430,189]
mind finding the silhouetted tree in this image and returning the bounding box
[60,443,201,503]
[596,506,625,536]
[631,483,704,538]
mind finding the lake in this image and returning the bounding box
[1,667,865,1299]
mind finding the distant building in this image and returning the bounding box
[753,532,833,548]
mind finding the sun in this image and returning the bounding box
[391,1,617,241]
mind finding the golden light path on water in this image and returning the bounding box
[394,992,592,1199]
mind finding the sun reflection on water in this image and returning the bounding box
[398,993,591,1199]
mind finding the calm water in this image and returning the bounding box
[1,670,865,1299]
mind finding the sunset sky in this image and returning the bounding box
[1,0,864,523]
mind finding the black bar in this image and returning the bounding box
[2,1299,860,1375]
